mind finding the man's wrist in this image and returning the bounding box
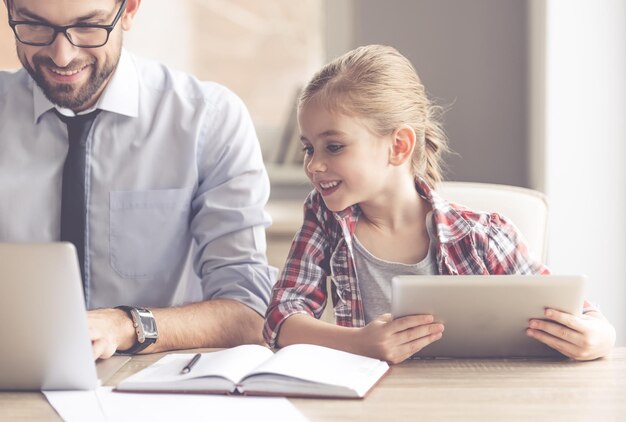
[115,306,159,354]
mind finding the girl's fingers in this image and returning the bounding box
[396,323,445,344]
[526,328,578,358]
[542,308,586,332]
[397,331,444,362]
[389,314,435,332]
[528,318,585,347]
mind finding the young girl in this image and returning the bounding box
[263,45,615,363]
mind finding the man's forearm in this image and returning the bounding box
[114,299,266,354]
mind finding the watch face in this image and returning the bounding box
[135,309,158,339]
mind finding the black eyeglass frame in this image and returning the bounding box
[7,0,128,48]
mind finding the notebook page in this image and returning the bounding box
[244,344,388,390]
[120,345,273,387]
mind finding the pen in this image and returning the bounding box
[180,353,201,375]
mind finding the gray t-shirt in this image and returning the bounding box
[353,212,438,324]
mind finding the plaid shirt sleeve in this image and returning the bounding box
[486,214,598,314]
[482,212,550,275]
[480,212,596,313]
[436,203,551,277]
[263,192,334,348]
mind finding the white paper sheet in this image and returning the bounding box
[45,387,308,422]
[43,390,107,422]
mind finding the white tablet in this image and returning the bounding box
[0,243,98,390]
[391,275,586,358]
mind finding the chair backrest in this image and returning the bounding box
[436,181,549,263]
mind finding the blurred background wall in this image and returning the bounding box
[1,0,624,345]
[0,6,17,67]
[541,0,626,348]
[351,0,530,187]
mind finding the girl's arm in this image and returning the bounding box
[263,192,335,347]
[264,191,443,363]
[278,313,444,364]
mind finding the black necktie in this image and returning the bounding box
[56,109,101,294]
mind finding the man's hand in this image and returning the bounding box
[87,308,135,360]
[356,313,444,364]
[527,308,616,361]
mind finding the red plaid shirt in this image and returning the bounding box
[264,179,576,348]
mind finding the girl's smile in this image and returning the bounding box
[317,180,342,196]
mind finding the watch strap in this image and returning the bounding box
[115,306,157,355]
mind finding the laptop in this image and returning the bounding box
[0,242,128,390]
[391,275,586,358]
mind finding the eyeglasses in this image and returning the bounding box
[7,0,128,48]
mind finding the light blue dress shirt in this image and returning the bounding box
[0,50,276,314]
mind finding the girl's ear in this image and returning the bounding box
[389,125,416,166]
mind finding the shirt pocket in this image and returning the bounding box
[109,188,193,280]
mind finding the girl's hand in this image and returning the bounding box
[527,308,616,361]
[356,313,444,364]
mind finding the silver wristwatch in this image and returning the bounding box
[115,306,158,354]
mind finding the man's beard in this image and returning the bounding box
[21,51,119,111]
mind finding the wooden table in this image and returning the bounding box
[2,347,625,421]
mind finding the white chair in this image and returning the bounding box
[436,181,549,263]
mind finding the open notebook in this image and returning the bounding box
[115,344,389,399]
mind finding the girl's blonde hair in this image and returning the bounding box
[299,44,448,187]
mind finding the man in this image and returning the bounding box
[0,0,276,359]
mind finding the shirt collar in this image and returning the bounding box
[97,49,138,118]
[32,48,139,122]
[33,81,54,123]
